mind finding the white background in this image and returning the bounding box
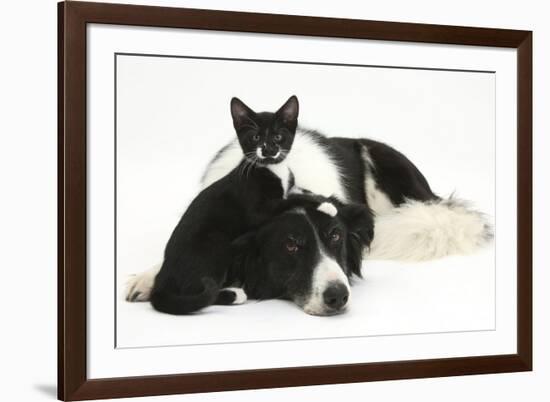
[115,52,497,349]
[0,0,546,401]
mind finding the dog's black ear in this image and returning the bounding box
[231,230,263,293]
[339,203,375,247]
[231,230,262,272]
[232,230,257,254]
[338,204,375,277]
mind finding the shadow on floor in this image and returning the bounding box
[34,384,57,399]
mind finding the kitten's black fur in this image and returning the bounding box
[151,162,277,314]
[151,96,300,315]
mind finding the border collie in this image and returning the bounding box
[126,95,492,312]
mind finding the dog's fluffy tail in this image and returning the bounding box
[367,197,493,262]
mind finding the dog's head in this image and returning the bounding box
[234,199,373,316]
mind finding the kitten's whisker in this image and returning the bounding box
[245,157,255,179]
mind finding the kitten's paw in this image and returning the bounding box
[230,288,248,304]
[218,287,248,305]
[125,265,159,302]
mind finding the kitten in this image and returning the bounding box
[231,96,298,166]
[224,95,299,195]
[151,96,304,314]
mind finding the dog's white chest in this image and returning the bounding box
[285,132,347,202]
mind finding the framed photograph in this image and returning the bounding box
[58,1,532,400]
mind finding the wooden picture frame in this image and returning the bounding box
[58,1,532,400]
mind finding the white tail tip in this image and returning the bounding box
[367,198,493,262]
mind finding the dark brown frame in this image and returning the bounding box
[58,1,532,400]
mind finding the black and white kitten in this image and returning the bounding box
[227,95,299,194]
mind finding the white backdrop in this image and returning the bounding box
[1,0,547,401]
[115,53,497,349]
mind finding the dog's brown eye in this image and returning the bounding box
[252,134,260,142]
[329,230,341,244]
[285,239,299,253]
[274,134,283,142]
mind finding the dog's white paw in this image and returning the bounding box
[125,265,160,302]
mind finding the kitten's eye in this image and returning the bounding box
[252,134,261,142]
[285,239,299,254]
[274,134,283,142]
[329,229,342,244]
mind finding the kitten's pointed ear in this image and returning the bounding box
[230,97,255,130]
[276,95,299,126]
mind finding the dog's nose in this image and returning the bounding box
[261,144,278,157]
[323,283,349,311]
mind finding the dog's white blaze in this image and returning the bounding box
[317,202,338,217]
[222,287,248,304]
[256,147,264,159]
[302,252,350,316]
[200,129,348,202]
[125,263,160,302]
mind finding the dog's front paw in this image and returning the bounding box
[125,264,160,302]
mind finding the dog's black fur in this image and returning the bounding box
[331,136,438,204]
